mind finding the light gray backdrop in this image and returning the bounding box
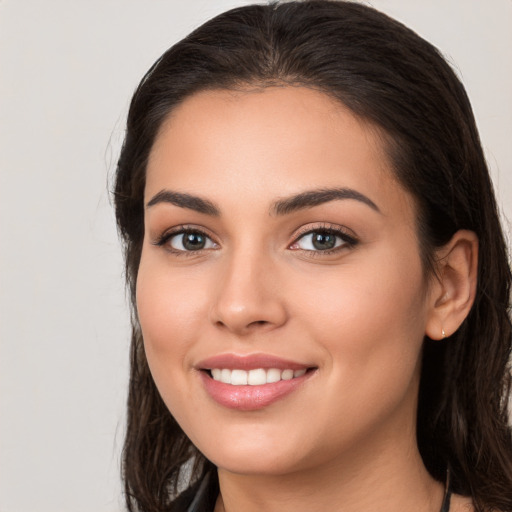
[1,1,510,511]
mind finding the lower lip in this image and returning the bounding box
[199,371,312,411]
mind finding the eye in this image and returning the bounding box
[290,227,357,253]
[154,228,218,253]
[171,231,216,251]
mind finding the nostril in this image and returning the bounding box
[214,319,270,333]
[248,320,269,328]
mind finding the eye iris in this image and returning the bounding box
[183,232,206,250]
[312,232,336,250]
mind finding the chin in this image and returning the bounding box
[196,430,307,476]
[211,452,304,477]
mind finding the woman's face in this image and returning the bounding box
[137,87,435,475]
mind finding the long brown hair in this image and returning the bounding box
[114,2,512,510]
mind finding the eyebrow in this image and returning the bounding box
[146,190,220,216]
[146,187,380,216]
[271,187,380,215]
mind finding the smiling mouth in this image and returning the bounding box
[207,367,312,386]
[199,359,317,409]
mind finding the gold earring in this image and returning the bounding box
[442,328,446,339]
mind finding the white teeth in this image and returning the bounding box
[266,368,281,383]
[220,369,231,384]
[231,369,248,385]
[281,369,294,380]
[248,368,267,385]
[210,367,308,385]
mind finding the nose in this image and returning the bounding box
[209,249,288,336]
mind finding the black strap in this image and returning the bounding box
[186,473,211,512]
[440,469,452,512]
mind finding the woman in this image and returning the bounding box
[114,1,512,511]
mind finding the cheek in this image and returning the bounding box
[135,260,215,442]
[292,248,427,402]
[137,254,207,336]
[296,248,425,330]
[135,253,210,391]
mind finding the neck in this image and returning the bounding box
[215,426,444,512]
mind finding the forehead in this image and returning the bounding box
[145,86,415,220]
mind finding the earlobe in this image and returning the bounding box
[425,230,479,340]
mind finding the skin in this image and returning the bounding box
[137,87,476,512]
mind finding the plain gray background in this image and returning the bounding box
[1,1,511,511]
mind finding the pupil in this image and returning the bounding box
[183,232,205,250]
[312,232,336,250]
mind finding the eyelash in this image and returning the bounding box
[290,223,358,257]
[152,223,358,257]
[152,225,218,257]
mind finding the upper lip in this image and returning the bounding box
[196,353,314,371]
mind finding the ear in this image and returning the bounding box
[425,230,478,340]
